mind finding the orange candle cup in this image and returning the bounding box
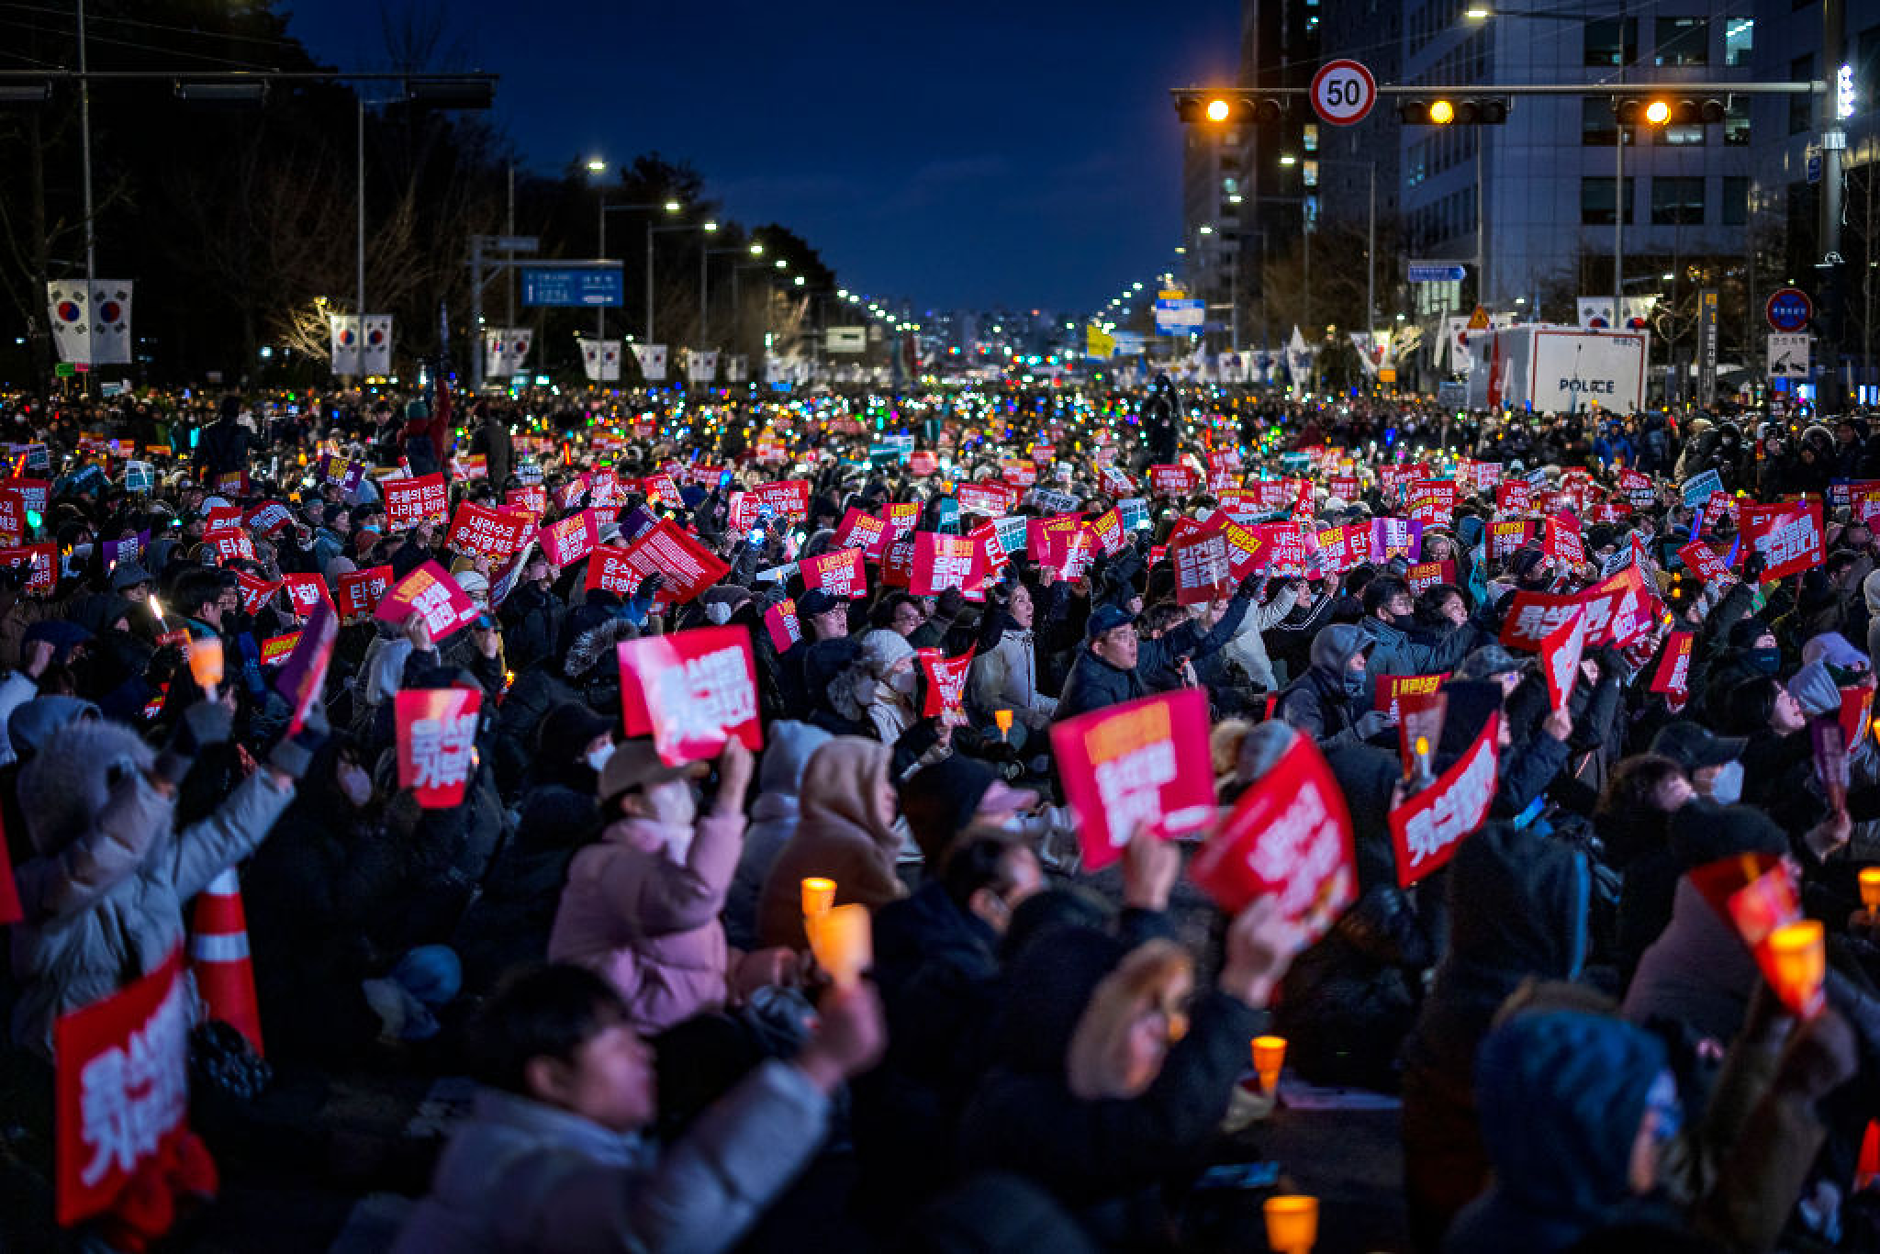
[994,709,1014,740]
[1252,1034,1287,1094]
[186,636,225,690]
[806,902,872,989]
[1861,868,1880,912]
[800,876,836,918]
[1767,920,1827,1017]
[1263,1194,1319,1254]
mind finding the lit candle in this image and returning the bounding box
[1263,1195,1318,1254]
[1252,1035,1287,1094]
[800,877,836,918]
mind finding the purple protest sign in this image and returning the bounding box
[102,530,149,569]
[273,599,336,735]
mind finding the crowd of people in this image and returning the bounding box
[1,376,1877,1253]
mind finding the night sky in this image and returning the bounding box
[287,1,1241,316]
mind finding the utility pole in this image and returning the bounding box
[1820,0,1848,410]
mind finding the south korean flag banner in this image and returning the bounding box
[686,349,720,384]
[48,280,134,367]
[579,338,622,382]
[485,328,533,378]
[631,342,668,382]
[727,354,749,382]
[360,315,393,376]
[330,315,363,375]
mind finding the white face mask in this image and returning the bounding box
[890,668,918,696]
[586,743,616,774]
[705,601,732,625]
[336,764,373,808]
[1707,760,1744,806]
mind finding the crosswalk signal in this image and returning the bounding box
[1399,96,1509,125]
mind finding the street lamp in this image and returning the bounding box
[589,158,684,340]
[645,217,715,347]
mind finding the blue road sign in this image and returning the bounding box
[1408,264,1468,283]
[521,266,625,307]
[1765,287,1813,333]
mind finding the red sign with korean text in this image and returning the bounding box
[912,531,980,599]
[618,627,764,765]
[1495,480,1532,513]
[234,570,282,616]
[1376,672,1449,721]
[1190,736,1356,947]
[802,547,866,599]
[1543,514,1585,566]
[764,599,801,653]
[373,561,479,639]
[54,946,193,1226]
[336,564,394,623]
[1388,711,1500,887]
[396,688,483,808]
[540,510,600,567]
[589,520,731,606]
[385,473,449,530]
[1741,500,1825,581]
[755,478,811,520]
[834,508,889,558]
[446,502,533,558]
[1170,528,1232,605]
[280,572,331,618]
[1677,541,1732,582]
[1540,605,1588,710]
[1149,463,1199,496]
[1051,689,1215,872]
[1650,631,1694,702]
[919,646,975,717]
[1406,560,1457,595]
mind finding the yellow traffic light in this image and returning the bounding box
[1206,97,1231,122]
[1429,99,1456,124]
[1644,99,1671,125]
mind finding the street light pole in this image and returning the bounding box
[356,98,365,329]
[1614,120,1624,325]
[77,0,94,293]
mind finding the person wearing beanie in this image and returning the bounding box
[847,627,924,748]
[1055,572,1264,724]
[895,755,1040,868]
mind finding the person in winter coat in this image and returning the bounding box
[394,963,885,1254]
[955,897,1298,1245]
[1275,622,1393,750]
[1446,1010,1683,1253]
[848,628,925,746]
[1360,575,1482,679]
[9,698,318,1059]
[724,721,832,951]
[1593,754,1697,981]
[547,738,760,1034]
[757,736,907,949]
[968,580,1059,738]
[497,550,567,676]
[1400,822,1592,1252]
[1220,576,1302,692]
[1054,575,1261,723]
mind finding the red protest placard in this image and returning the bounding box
[258,632,300,665]
[755,478,810,520]
[969,521,1010,578]
[1495,480,1533,513]
[0,542,56,595]
[1488,519,1535,560]
[919,646,976,716]
[1091,508,1127,557]
[446,501,533,559]
[1543,514,1585,566]
[1580,568,1650,647]
[802,547,866,599]
[0,489,26,542]
[1389,711,1500,887]
[1189,736,1356,945]
[203,506,243,537]
[1170,528,1232,605]
[1376,672,1449,721]
[396,688,483,808]
[373,560,479,639]
[280,572,331,618]
[909,450,939,477]
[1101,466,1137,496]
[1499,591,1581,650]
[209,530,255,563]
[596,519,731,606]
[1677,541,1732,582]
[540,510,600,567]
[880,501,920,540]
[764,599,802,653]
[3,476,49,514]
[1149,463,1199,496]
[54,945,192,1226]
[834,508,889,558]
[234,570,282,616]
[244,501,293,535]
[1741,500,1825,581]
[880,535,917,588]
[505,485,548,518]
[1222,522,1268,580]
[618,627,764,765]
[912,531,979,598]
[384,473,449,530]
[1051,689,1214,872]
[1650,631,1694,702]
[957,481,1014,518]
[336,564,394,623]
[1250,522,1309,574]
[1540,605,1587,710]
[1406,560,1458,595]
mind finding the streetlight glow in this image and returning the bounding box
[703,220,719,232]
[586,156,607,173]
[1464,4,1490,18]
[663,200,681,213]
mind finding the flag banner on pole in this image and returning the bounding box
[361,315,392,376]
[49,280,133,367]
[686,349,720,383]
[631,343,668,381]
[329,315,360,375]
[578,337,622,382]
[727,354,748,382]
[484,328,533,378]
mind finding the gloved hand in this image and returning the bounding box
[268,700,331,781]
[635,573,664,600]
[1743,551,1766,583]
[1236,573,1265,600]
[1354,709,1395,740]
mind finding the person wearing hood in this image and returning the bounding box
[1274,622,1394,750]
[1446,1010,1684,1253]
[969,577,1061,741]
[1400,823,1593,1251]
[723,720,832,951]
[1054,573,1262,724]
[10,697,321,1059]
[1696,612,1783,728]
[548,736,774,1034]
[1719,673,1857,859]
[955,896,1297,1245]
[756,736,908,950]
[846,627,927,748]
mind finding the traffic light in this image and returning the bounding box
[1612,97,1725,125]
[1398,97,1510,125]
[1173,91,1286,125]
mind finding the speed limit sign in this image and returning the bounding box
[1311,59,1376,127]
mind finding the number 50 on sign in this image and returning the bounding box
[1311,59,1376,125]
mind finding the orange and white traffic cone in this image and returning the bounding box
[189,868,264,1057]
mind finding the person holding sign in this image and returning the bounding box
[1055,572,1264,724]
[395,963,884,1254]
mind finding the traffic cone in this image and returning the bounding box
[189,868,264,1057]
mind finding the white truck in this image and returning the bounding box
[1465,324,1649,415]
